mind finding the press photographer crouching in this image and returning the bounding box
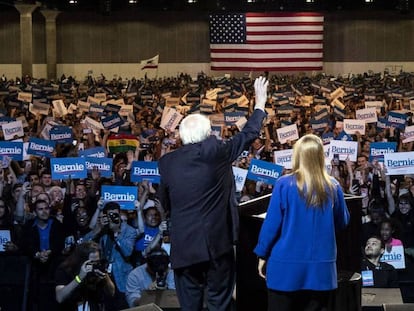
[55,241,115,311]
[86,202,137,310]
[125,247,175,307]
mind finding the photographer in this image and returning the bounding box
[125,247,175,307]
[55,241,115,311]
[86,202,137,310]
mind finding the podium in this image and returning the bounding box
[236,194,362,311]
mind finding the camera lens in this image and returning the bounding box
[108,212,120,224]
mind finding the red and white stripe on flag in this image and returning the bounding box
[209,12,324,71]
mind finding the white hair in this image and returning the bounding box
[179,114,211,145]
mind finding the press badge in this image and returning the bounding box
[362,270,374,286]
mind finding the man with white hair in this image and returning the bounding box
[158,77,268,311]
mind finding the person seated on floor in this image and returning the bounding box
[125,247,175,308]
[361,236,399,288]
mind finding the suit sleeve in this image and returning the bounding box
[224,109,266,163]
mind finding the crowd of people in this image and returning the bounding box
[0,69,414,309]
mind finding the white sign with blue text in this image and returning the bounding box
[101,185,138,210]
[273,148,293,169]
[329,140,358,162]
[2,120,24,140]
[276,124,299,144]
[232,166,248,192]
[51,157,87,180]
[384,151,414,175]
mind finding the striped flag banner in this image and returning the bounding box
[209,12,324,71]
[140,55,159,70]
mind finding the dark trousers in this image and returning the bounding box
[174,250,235,311]
[267,289,332,311]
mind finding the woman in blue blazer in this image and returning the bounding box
[254,134,350,311]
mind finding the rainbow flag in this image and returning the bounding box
[107,134,139,154]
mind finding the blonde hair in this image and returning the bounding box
[291,134,335,207]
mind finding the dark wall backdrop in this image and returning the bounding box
[1,9,414,64]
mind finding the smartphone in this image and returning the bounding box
[333,154,340,166]
[352,179,361,191]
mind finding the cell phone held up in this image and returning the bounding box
[333,154,340,166]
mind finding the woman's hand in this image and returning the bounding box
[257,258,266,279]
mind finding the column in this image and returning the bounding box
[14,2,40,77]
[40,9,60,80]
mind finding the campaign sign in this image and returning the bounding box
[247,158,283,185]
[89,103,105,116]
[377,118,388,131]
[85,157,112,178]
[321,132,334,144]
[50,126,73,144]
[369,142,397,162]
[224,112,245,127]
[130,161,160,184]
[310,118,329,132]
[387,111,407,130]
[356,107,378,124]
[403,125,414,143]
[27,137,56,158]
[101,185,137,210]
[276,124,299,144]
[329,140,358,161]
[0,117,16,127]
[314,108,329,121]
[0,230,11,251]
[232,166,248,192]
[273,148,293,169]
[79,146,106,158]
[384,151,414,175]
[335,131,353,141]
[380,245,406,269]
[51,157,87,180]
[0,141,23,161]
[2,120,24,140]
[101,113,124,130]
[343,119,366,135]
[104,103,121,113]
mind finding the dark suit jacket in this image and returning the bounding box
[158,109,266,269]
[22,217,66,279]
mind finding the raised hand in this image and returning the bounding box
[254,76,269,111]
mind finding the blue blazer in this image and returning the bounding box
[254,174,350,291]
[158,109,266,269]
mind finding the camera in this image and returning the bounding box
[107,211,120,224]
[91,259,108,273]
[162,219,171,238]
[147,249,170,289]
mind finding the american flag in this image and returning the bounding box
[209,12,324,72]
